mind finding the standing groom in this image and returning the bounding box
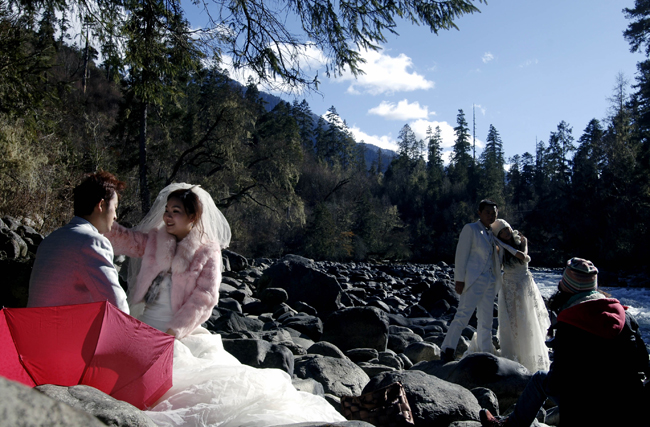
[441,199,501,362]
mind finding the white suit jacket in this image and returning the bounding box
[28,216,129,313]
[454,220,502,292]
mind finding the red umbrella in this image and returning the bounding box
[0,301,174,409]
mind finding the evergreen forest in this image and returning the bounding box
[3,0,650,269]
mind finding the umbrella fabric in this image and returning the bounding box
[0,301,174,409]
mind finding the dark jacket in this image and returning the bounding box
[547,294,648,426]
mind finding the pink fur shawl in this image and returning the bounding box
[107,223,222,339]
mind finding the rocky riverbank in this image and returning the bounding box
[0,215,645,426]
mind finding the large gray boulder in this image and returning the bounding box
[363,370,481,427]
[204,308,265,334]
[321,307,389,352]
[404,341,441,363]
[36,384,156,427]
[256,255,344,315]
[222,338,294,375]
[273,423,374,427]
[0,377,106,426]
[443,353,531,412]
[294,355,370,398]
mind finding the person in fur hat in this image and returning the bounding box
[480,257,649,427]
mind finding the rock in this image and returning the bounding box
[294,355,370,397]
[218,297,243,313]
[356,362,397,377]
[282,313,323,341]
[397,352,413,369]
[362,370,481,427]
[205,308,265,334]
[308,341,347,359]
[444,353,531,412]
[256,255,344,315]
[404,341,441,363]
[0,376,105,426]
[0,228,28,259]
[273,422,374,427]
[292,378,325,396]
[223,249,249,272]
[221,338,294,375]
[387,328,423,353]
[260,287,289,306]
[321,307,389,352]
[293,301,318,316]
[418,279,459,312]
[378,350,403,370]
[36,384,156,427]
[470,387,500,417]
[345,348,379,364]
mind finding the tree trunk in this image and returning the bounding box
[139,102,151,214]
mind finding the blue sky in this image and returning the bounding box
[184,0,643,162]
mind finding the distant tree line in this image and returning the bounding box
[2,0,650,268]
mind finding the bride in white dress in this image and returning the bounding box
[107,183,345,427]
[490,219,550,373]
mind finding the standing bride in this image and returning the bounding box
[107,183,345,427]
[491,219,550,373]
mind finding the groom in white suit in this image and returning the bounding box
[441,199,501,362]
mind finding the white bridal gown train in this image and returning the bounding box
[497,261,551,373]
[138,276,346,427]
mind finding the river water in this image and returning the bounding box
[531,269,650,351]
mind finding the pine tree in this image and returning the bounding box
[478,124,505,204]
[426,125,445,198]
[449,109,473,187]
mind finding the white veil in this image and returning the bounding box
[126,183,231,313]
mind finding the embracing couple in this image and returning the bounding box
[441,199,550,374]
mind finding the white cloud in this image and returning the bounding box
[349,126,399,152]
[350,118,486,165]
[219,42,328,94]
[338,49,434,95]
[368,99,432,121]
[482,52,494,63]
[519,59,539,68]
[474,104,487,116]
[409,120,456,149]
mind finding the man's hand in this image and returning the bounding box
[455,281,465,295]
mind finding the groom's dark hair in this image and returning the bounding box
[478,199,498,212]
[74,171,126,216]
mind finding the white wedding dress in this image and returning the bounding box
[497,260,551,373]
[138,275,346,427]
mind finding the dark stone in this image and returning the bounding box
[443,353,531,412]
[36,384,156,427]
[344,348,379,364]
[321,307,389,352]
[363,370,481,427]
[260,287,289,306]
[419,279,459,311]
[218,297,242,313]
[223,249,249,272]
[294,355,370,397]
[282,314,323,341]
[204,308,265,334]
[308,341,347,359]
[222,338,294,375]
[256,255,343,315]
[0,377,105,426]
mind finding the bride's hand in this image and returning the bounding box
[165,328,177,337]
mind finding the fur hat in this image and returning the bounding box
[491,219,511,237]
[559,257,598,294]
